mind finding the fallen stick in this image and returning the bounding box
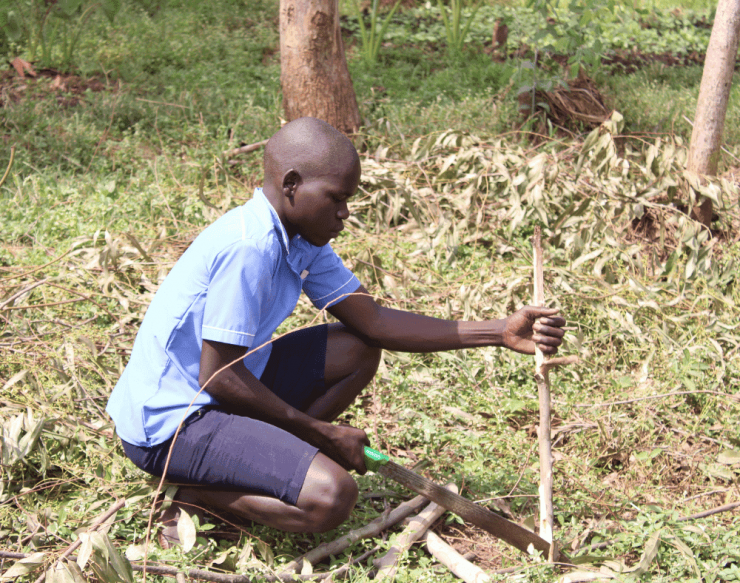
[222,139,268,158]
[532,226,555,560]
[280,494,427,575]
[32,498,126,583]
[374,484,458,581]
[677,501,740,522]
[1,547,379,583]
[421,530,491,583]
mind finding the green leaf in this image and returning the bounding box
[177,508,197,553]
[47,560,86,583]
[102,0,121,23]
[717,450,740,466]
[57,0,84,17]
[255,540,274,566]
[0,552,46,581]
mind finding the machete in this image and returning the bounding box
[363,446,557,560]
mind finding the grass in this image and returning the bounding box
[1,0,740,582]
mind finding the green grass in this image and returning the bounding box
[1,0,740,582]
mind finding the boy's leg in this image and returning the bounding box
[163,452,357,536]
[153,324,380,540]
[303,323,381,422]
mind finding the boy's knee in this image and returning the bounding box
[361,343,382,376]
[299,457,358,532]
[313,471,358,532]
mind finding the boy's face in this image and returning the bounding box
[283,160,360,247]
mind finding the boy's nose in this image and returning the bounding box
[337,202,350,219]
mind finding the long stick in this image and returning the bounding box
[374,484,457,581]
[280,494,428,575]
[421,530,491,583]
[532,226,555,560]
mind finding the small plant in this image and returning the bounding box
[0,0,121,70]
[437,0,480,55]
[351,0,402,66]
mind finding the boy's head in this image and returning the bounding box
[263,117,361,247]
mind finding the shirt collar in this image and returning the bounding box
[253,187,291,254]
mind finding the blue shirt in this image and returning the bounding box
[106,188,361,447]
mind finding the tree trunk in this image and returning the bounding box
[279,0,361,135]
[687,0,740,228]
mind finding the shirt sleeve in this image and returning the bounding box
[201,239,275,347]
[302,244,361,311]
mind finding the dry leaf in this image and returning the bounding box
[11,57,36,78]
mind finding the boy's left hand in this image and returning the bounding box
[502,306,566,355]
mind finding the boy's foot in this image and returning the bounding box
[158,489,206,549]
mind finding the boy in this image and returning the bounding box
[106,117,566,540]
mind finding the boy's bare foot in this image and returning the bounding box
[158,488,206,549]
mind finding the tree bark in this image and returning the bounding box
[279,0,361,135]
[687,0,740,228]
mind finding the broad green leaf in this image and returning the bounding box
[177,508,197,553]
[0,552,46,581]
[77,533,93,570]
[255,540,274,566]
[47,560,85,583]
[124,544,146,561]
[717,450,740,466]
[102,0,121,23]
[57,0,83,16]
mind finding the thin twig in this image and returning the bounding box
[677,501,740,522]
[1,546,380,583]
[222,139,268,158]
[280,494,428,575]
[577,389,740,408]
[2,297,87,311]
[0,146,14,189]
[32,499,126,583]
[0,279,50,310]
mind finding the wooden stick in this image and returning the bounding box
[1,547,378,583]
[32,499,126,583]
[374,484,458,581]
[677,501,740,522]
[222,139,268,158]
[280,494,428,575]
[532,226,555,561]
[421,530,490,583]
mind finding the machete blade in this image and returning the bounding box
[364,446,556,560]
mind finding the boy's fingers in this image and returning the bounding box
[533,323,565,338]
[536,316,566,328]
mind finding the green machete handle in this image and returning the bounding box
[363,446,390,473]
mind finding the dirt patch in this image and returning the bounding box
[434,521,524,573]
[603,49,705,74]
[0,66,115,108]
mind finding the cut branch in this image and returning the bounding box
[677,501,740,522]
[280,494,428,575]
[374,484,457,581]
[421,529,491,583]
[32,498,126,583]
[532,226,555,557]
[222,139,268,158]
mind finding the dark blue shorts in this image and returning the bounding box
[120,325,329,506]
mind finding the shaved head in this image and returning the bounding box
[264,117,360,187]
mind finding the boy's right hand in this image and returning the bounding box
[318,424,370,475]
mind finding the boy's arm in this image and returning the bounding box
[327,286,565,355]
[199,339,369,473]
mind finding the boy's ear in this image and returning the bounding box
[282,169,301,198]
